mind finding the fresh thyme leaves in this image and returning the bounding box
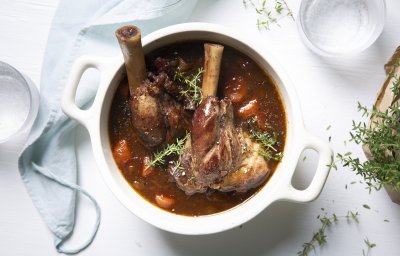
[327,155,338,170]
[149,133,189,167]
[390,72,400,96]
[275,1,283,14]
[259,147,283,161]
[170,159,184,176]
[280,0,294,19]
[297,211,360,256]
[335,74,400,192]
[243,0,294,30]
[363,204,371,210]
[170,158,196,182]
[174,68,204,107]
[250,129,278,151]
[362,238,376,256]
[248,117,283,161]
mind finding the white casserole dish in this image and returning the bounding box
[61,22,333,235]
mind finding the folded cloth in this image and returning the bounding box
[18,0,198,254]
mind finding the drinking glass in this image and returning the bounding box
[0,61,39,143]
[297,0,386,56]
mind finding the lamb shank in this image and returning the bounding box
[171,96,271,195]
[116,26,192,147]
[169,44,272,195]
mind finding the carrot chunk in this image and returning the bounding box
[142,156,155,177]
[155,194,176,209]
[113,139,131,167]
[237,99,259,119]
[224,76,248,103]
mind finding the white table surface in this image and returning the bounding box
[1,0,399,255]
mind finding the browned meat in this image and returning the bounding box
[154,57,191,77]
[131,85,165,147]
[215,132,271,192]
[152,57,199,110]
[171,97,242,194]
[131,54,272,194]
[130,72,189,148]
[170,97,271,195]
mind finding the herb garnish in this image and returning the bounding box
[329,69,400,192]
[362,238,376,256]
[297,211,360,256]
[148,133,189,167]
[170,159,184,176]
[248,117,283,161]
[243,0,294,30]
[362,204,371,210]
[251,129,278,151]
[174,68,204,107]
[334,104,399,191]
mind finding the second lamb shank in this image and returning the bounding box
[170,44,272,195]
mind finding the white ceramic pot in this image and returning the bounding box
[61,23,333,235]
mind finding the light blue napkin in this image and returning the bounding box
[18,0,198,254]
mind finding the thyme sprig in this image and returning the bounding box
[149,133,189,167]
[331,70,400,192]
[362,238,376,256]
[336,102,400,192]
[250,129,278,152]
[391,72,400,96]
[248,117,283,161]
[297,211,360,256]
[170,158,184,176]
[243,0,294,30]
[174,68,204,107]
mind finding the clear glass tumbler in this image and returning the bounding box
[297,0,386,56]
[0,61,39,143]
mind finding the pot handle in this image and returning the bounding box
[281,132,333,202]
[61,55,114,129]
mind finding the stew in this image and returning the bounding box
[109,41,286,216]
